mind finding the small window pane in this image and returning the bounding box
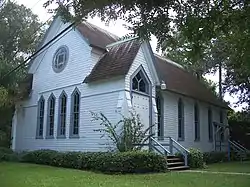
[132,77,138,91]
[139,80,146,92]
[136,73,141,80]
[131,70,149,94]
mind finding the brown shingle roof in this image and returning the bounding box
[77,22,119,50]
[153,55,229,108]
[83,39,141,83]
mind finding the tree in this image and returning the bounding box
[44,0,250,107]
[0,1,44,104]
[0,1,43,147]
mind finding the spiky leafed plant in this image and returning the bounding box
[91,111,154,152]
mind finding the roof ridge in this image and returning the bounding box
[106,36,139,49]
[154,54,184,69]
[83,21,120,41]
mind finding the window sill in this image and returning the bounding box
[131,90,150,97]
[157,137,164,141]
[69,135,80,139]
[45,136,54,139]
[178,138,184,141]
[35,136,43,139]
[57,136,66,139]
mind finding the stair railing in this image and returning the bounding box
[228,140,247,161]
[168,137,190,166]
[151,136,189,166]
[150,137,170,156]
[232,141,249,152]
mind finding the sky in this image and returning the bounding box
[16,0,242,111]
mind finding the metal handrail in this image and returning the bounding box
[228,140,245,152]
[169,137,189,166]
[150,137,170,155]
[232,141,249,152]
[171,138,190,154]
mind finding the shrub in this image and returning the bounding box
[203,151,228,164]
[21,150,167,174]
[0,147,14,154]
[0,147,19,162]
[188,148,204,168]
[21,149,59,165]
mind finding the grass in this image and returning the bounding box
[205,161,250,173]
[1,162,250,187]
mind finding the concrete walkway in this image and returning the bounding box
[179,170,250,176]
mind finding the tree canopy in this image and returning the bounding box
[0,1,43,147]
[0,1,43,106]
[44,0,250,109]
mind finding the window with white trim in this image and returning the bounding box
[36,96,45,138]
[208,107,213,141]
[178,98,184,140]
[52,46,68,73]
[58,92,67,137]
[194,102,200,141]
[132,71,149,94]
[70,89,80,137]
[220,110,224,141]
[156,95,164,138]
[46,94,55,138]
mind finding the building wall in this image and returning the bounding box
[13,18,125,152]
[124,45,158,135]
[158,91,228,152]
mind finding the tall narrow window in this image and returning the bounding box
[156,95,164,138]
[220,110,224,142]
[46,94,55,138]
[178,98,184,140]
[194,102,200,141]
[70,88,80,137]
[36,96,45,138]
[58,92,67,138]
[132,70,149,94]
[208,107,213,141]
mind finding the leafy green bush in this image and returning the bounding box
[21,150,167,173]
[0,147,14,154]
[203,151,228,164]
[0,147,19,162]
[188,148,204,168]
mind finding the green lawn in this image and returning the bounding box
[206,161,250,173]
[1,162,250,187]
